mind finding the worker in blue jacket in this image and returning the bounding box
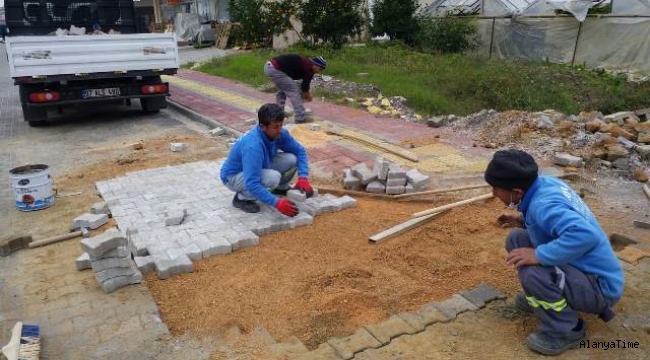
[484,149,623,356]
[220,103,314,216]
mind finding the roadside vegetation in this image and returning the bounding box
[197,0,650,116]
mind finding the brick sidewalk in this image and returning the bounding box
[167,69,491,178]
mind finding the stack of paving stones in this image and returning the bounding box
[268,282,505,360]
[93,161,358,280]
[77,227,143,293]
[343,156,430,195]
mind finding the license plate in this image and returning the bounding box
[82,87,121,99]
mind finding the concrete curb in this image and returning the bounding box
[167,99,243,138]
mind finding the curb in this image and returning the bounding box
[166,99,243,138]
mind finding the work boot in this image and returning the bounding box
[232,194,260,213]
[515,293,534,314]
[526,320,585,356]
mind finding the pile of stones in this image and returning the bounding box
[343,156,430,195]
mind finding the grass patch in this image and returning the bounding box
[193,43,650,116]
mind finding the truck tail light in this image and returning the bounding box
[141,84,168,95]
[29,91,61,103]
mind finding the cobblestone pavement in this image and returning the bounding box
[97,161,356,280]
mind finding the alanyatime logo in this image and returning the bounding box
[580,340,640,350]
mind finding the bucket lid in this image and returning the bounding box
[10,164,49,175]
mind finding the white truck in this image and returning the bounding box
[5,0,180,126]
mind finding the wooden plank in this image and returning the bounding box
[412,193,493,218]
[369,210,449,244]
[317,186,396,200]
[633,220,650,230]
[394,183,490,199]
[326,126,419,162]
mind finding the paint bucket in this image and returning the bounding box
[9,164,55,211]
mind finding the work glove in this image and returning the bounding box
[294,177,314,198]
[276,198,299,217]
[302,91,313,101]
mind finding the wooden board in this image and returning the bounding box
[369,210,449,244]
[412,193,493,218]
[326,126,419,162]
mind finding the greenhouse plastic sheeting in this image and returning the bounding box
[174,13,201,42]
[612,0,650,14]
[490,18,579,63]
[546,0,594,21]
[574,18,650,74]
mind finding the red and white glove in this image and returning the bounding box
[276,198,299,217]
[294,177,314,198]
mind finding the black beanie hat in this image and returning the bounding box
[484,149,539,190]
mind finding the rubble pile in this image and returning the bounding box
[343,156,430,195]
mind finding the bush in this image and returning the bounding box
[228,0,299,47]
[298,0,366,49]
[414,16,478,54]
[371,0,420,45]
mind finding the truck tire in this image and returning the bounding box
[140,96,167,113]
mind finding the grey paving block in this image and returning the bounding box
[386,185,406,195]
[170,142,187,152]
[100,273,143,294]
[292,343,341,360]
[154,253,194,280]
[406,168,430,189]
[343,169,361,189]
[405,183,416,193]
[183,243,203,261]
[327,328,382,360]
[90,201,110,215]
[351,163,377,185]
[414,303,453,326]
[227,230,260,251]
[72,213,109,230]
[363,315,419,345]
[387,163,406,180]
[134,256,155,274]
[165,209,187,226]
[386,177,407,187]
[459,282,506,308]
[432,294,479,319]
[75,253,91,271]
[99,245,130,259]
[373,156,390,181]
[366,181,385,194]
[209,127,226,136]
[336,195,357,209]
[95,262,139,283]
[287,189,307,203]
[553,153,583,167]
[80,228,126,258]
[91,256,133,272]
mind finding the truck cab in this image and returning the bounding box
[5,0,178,126]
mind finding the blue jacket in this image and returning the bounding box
[519,176,623,300]
[220,125,309,206]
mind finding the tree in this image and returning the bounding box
[298,0,366,49]
[371,0,420,45]
[228,0,300,47]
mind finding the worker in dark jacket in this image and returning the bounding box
[264,54,326,123]
[0,23,7,43]
[485,149,623,356]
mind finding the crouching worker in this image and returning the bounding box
[484,149,623,356]
[220,103,314,216]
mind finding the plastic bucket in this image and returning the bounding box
[9,164,55,211]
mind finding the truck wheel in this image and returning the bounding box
[140,96,167,113]
[22,104,48,126]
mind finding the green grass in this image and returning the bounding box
[194,43,650,116]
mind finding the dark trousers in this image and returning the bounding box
[506,228,616,335]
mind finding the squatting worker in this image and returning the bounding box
[264,54,326,123]
[484,149,623,356]
[220,103,314,216]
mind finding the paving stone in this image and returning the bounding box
[287,189,307,202]
[386,177,407,187]
[90,201,110,215]
[336,195,357,209]
[366,181,385,194]
[72,213,109,230]
[351,163,377,185]
[404,183,416,193]
[406,168,430,189]
[209,127,226,136]
[432,294,479,319]
[183,243,203,261]
[373,156,390,180]
[269,336,309,359]
[387,163,406,180]
[342,169,361,189]
[99,245,130,259]
[170,142,187,152]
[75,253,91,271]
[293,343,342,360]
[100,273,143,294]
[134,256,155,274]
[553,153,583,167]
[91,256,133,272]
[95,262,140,283]
[458,282,506,308]
[227,230,260,251]
[413,303,453,326]
[80,228,126,258]
[385,185,406,195]
[165,209,187,226]
[154,253,194,280]
[363,315,419,345]
[327,328,382,360]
